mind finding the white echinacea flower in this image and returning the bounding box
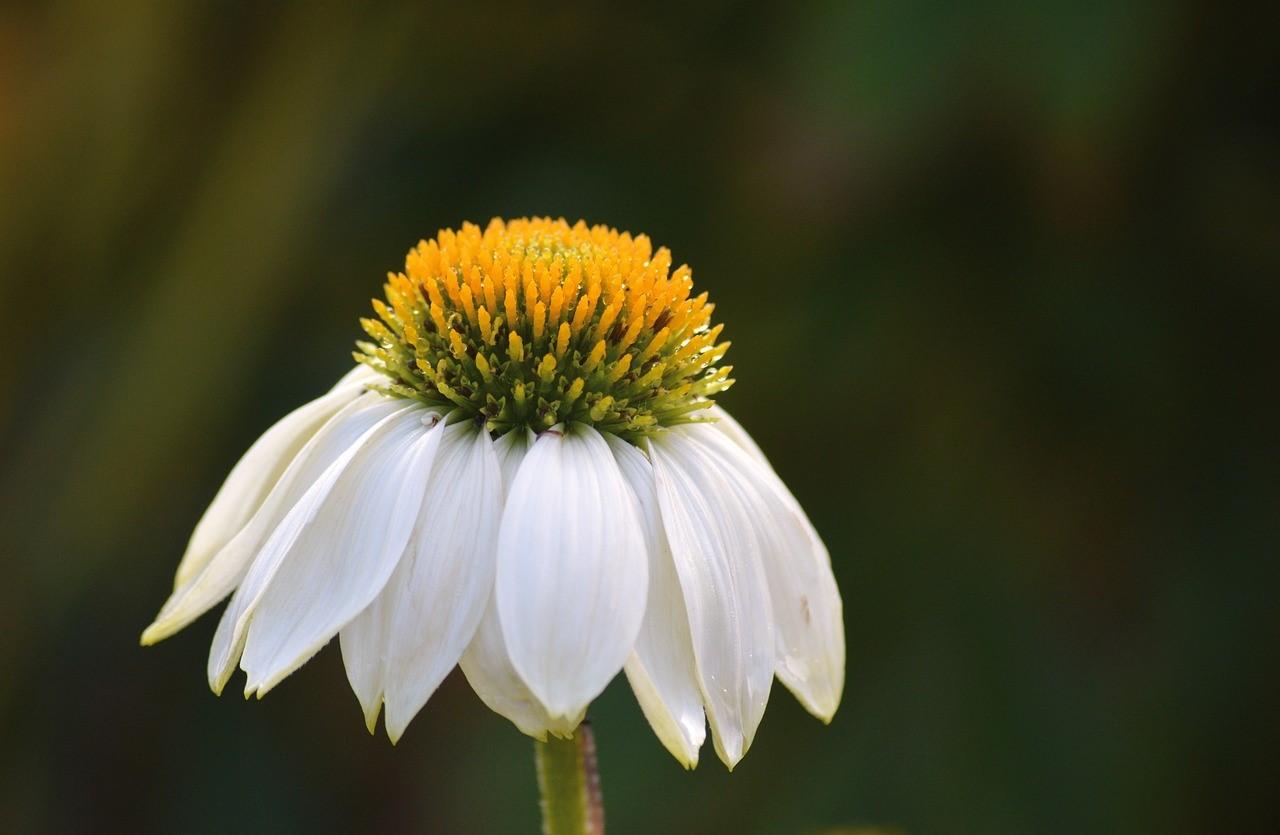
[143,217,844,769]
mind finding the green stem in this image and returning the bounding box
[534,722,604,835]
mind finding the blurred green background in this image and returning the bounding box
[2,1,1277,832]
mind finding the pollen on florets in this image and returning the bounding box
[354,217,733,440]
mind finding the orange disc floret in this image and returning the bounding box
[356,217,732,439]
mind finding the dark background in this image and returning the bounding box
[1,2,1277,833]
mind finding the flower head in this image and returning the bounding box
[143,218,844,769]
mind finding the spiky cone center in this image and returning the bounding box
[356,217,733,441]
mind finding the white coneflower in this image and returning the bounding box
[143,217,844,777]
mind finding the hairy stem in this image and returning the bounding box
[534,723,604,835]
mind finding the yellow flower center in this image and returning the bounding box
[357,217,732,439]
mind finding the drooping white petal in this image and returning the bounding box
[204,399,439,692]
[461,601,585,739]
[459,428,580,739]
[693,415,845,721]
[236,407,446,697]
[171,364,378,591]
[705,404,771,470]
[648,428,776,769]
[340,420,503,743]
[608,435,705,769]
[495,423,648,721]
[337,573,396,733]
[143,391,402,647]
[493,426,536,493]
[341,408,478,734]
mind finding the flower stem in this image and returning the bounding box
[534,722,604,835]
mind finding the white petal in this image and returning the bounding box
[692,417,845,721]
[331,363,383,391]
[203,399,438,692]
[237,407,446,696]
[170,365,378,591]
[493,426,536,499]
[705,405,772,469]
[337,575,396,733]
[648,428,776,769]
[370,421,503,742]
[608,435,705,769]
[142,391,400,646]
[342,403,490,735]
[495,423,648,720]
[459,427,578,740]
[461,601,584,739]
